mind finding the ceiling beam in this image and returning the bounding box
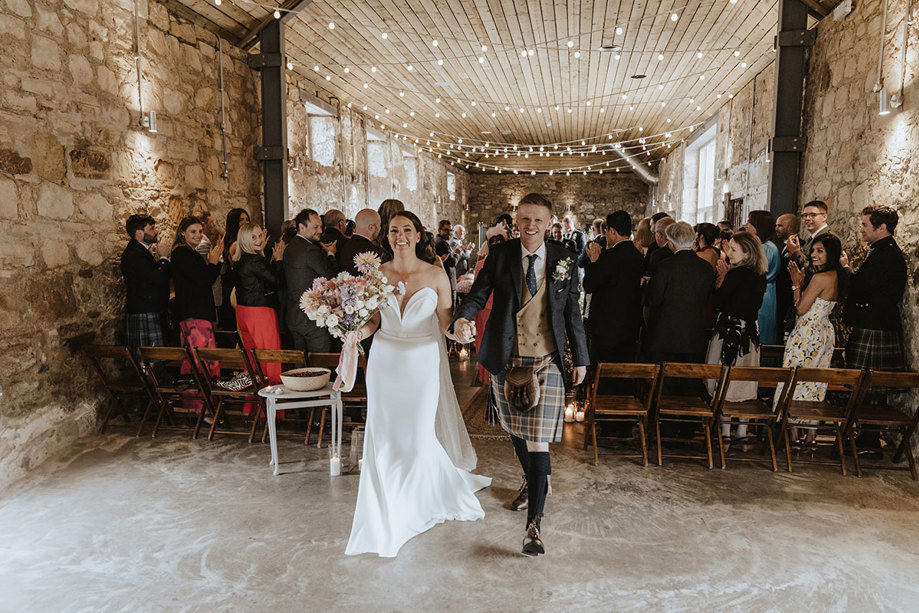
[237,0,314,50]
[156,0,241,42]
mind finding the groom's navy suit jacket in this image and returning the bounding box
[455,238,589,376]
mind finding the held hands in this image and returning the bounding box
[453,317,476,344]
[585,242,602,263]
[207,235,225,265]
[786,234,801,255]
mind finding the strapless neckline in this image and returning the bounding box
[394,286,437,319]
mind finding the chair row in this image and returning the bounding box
[586,362,919,480]
[83,344,367,445]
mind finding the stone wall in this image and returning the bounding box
[0,0,262,489]
[467,173,651,233]
[286,75,468,231]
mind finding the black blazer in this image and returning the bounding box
[646,244,674,278]
[234,252,281,308]
[338,234,382,276]
[583,239,644,345]
[120,239,170,314]
[171,245,220,322]
[645,250,715,356]
[455,239,589,375]
[284,235,339,331]
[844,236,907,331]
[715,266,766,326]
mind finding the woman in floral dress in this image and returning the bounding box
[775,234,848,444]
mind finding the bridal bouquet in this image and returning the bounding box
[299,252,398,391]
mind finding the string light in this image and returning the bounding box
[381,32,388,39]
[273,9,280,19]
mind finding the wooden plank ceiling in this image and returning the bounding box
[167,0,842,174]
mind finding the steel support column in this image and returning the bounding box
[767,0,815,217]
[250,20,287,237]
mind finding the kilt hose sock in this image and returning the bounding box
[511,435,530,474]
[526,452,551,529]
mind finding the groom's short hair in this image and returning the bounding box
[518,193,553,213]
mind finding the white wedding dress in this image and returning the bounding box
[345,287,491,558]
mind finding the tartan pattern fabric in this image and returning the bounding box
[490,354,566,442]
[125,312,164,348]
[845,328,906,372]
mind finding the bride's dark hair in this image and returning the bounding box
[382,210,436,264]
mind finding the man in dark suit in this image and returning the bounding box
[320,208,349,255]
[643,212,672,271]
[645,216,676,278]
[455,193,588,557]
[120,214,170,347]
[561,216,585,255]
[434,219,457,302]
[646,221,715,364]
[584,210,644,363]
[285,208,339,353]
[844,205,908,456]
[337,208,381,275]
[787,200,830,269]
[775,213,800,339]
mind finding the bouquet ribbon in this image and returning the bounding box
[333,331,360,393]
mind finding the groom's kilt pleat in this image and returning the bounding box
[490,354,566,443]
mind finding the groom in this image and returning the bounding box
[455,193,588,556]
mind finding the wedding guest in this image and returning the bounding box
[550,223,578,253]
[633,217,654,255]
[717,220,734,233]
[192,210,216,256]
[584,211,644,364]
[171,216,223,412]
[344,219,355,238]
[693,222,720,270]
[121,214,170,347]
[844,205,908,456]
[562,216,585,254]
[338,208,382,275]
[320,208,348,255]
[377,198,405,254]
[494,213,513,238]
[707,231,767,444]
[718,229,734,255]
[775,213,800,339]
[217,207,249,332]
[645,216,675,277]
[578,219,606,270]
[285,209,338,354]
[743,210,781,346]
[647,221,716,363]
[777,235,847,445]
[434,219,457,302]
[787,200,830,269]
[451,224,474,277]
[233,223,286,400]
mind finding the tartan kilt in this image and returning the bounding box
[845,328,906,372]
[126,312,164,348]
[490,354,566,443]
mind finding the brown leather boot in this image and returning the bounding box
[509,475,528,511]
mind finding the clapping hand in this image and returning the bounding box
[715,258,730,287]
[585,241,602,263]
[786,234,801,255]
[453,317,476,344]
[271,240,286,262]
[207,235,225,265]
[788,261,805,288]
[840,250,850,269]
[321,240,336,256]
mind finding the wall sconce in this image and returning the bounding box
[878,88,891,115]
[141,110,157,133]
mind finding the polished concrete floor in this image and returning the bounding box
[3,367,919,611]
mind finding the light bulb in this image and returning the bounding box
[371,66,376,72]
[657,54,664,61]
[697,52,704,59]
[567,40,574,47]
[313,65,319,71]
[615,26,623,35]
[363,83,368,88]
[741,62,747,68]
[734,50,740,57]
[273,9,280,18]
[478,56,485,63]
[381,32,388,39]
[671,13,678,21]
[343,67,349,73]
[328,21,335,29]
[437,59,443,65]
[574,51,581,58]
[325,75,330,81]
[471,101,477,106]
[406,64,413,71]
[432,39,438,46]
[399,91,404,97]
[214,0,221,5]
[286,61,292,69]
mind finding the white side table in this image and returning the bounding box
[258,384,343,476]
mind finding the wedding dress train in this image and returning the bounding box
[345,287,491,557]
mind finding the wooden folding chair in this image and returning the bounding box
[844,370,919,480]
[760,345,846,367]
[250,348,309,443]
[652,362,727,469]
[136,346,212,438]
[777,367,866,475]
[84,344,156,436]
[194,346,265,442]
[584,363,660,466]
[307,352,368,448]
[712,366,795,471]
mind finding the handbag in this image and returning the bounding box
[504,361,548,412]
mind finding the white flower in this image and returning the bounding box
[355,299,365,309]
[325,314,339,327]
[318,305,329,315]
[315,317,325,328]
[344,305,355,315]
[396,281,407,295]
[367,297,379,309]
[359,308,369,317]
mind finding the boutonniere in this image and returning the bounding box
[551,257,573,283]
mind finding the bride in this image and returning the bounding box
[345,211,491,558]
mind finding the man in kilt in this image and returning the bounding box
[843,205,908,455]
[121,214,171,348]
[455,193,589,556]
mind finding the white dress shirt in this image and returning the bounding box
[520,242,547,288]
